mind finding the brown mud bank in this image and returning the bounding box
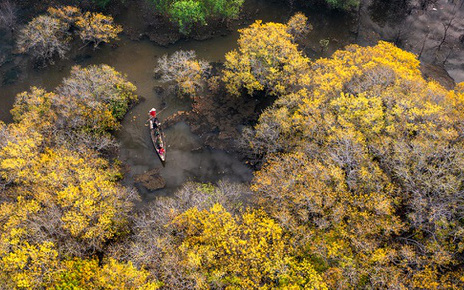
[420,62,456,90]
[163,90,260,152]
[357,0,464,83]
[134,168,166,191]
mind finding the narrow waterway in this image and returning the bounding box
[1,0,460,198]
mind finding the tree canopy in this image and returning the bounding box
[3,10,464,289]
[248,41,464,288]
[0,65,155,289]
[151,0,244,34]
[222,17,310,97]
[17,6,121,62]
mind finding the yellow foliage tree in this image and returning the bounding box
[8,65,137,153]
[0,241,59,289]
[0,120,136,254]
[53,257,161,289]
[222,18,310,96]
[47,6,82,25]
[0,193,60,289]
[55,64,137,133]
[286,12,313,42]
[10,87,57,131]
[155,50,211,98]
[0,121,43,185]
[17,6,121,61]
[14,147,135,251]
[0,121,141,286]
[16,15,70,60]
[171,203,327,289]
[98,258,161,289]
[249,41,464,288]
[76,12,122,47]
[253,151,403,288]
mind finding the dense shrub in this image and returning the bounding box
[16,15,70,61]
[222,17,310,97]
[151,0,244,34]
[168,0,206,34]
[17,6,121,62]
[76,12,122,47]
[155,50,211,97]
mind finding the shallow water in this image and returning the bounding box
[0,33,262,197]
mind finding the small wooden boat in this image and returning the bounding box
[149,118,166,162]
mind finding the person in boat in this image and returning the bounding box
[148,108,161,129]
[156,134,163,148]
[159,147,165,155]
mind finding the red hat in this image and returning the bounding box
[149,108,156,117]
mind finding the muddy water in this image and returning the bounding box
[92,38,257,199]
[0,0,358,198]
[0,34,262,199]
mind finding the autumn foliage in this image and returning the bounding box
[151,0,244,34]
[116,182,327,289]
[155,50,211,98]
[247,39,464,288]
[4,12,464,289]
[17,6,121,61]
[170,203,327,289]
[76,12,123,47]
[16,15,70,60]
[222,17,310,97]
[0,65,155,289]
